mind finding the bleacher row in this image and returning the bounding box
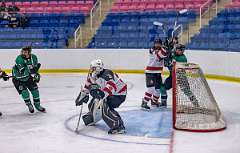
[188,1,240,51]
[112,0,210,12]
[88,0,211,48]
[0,13,84,48]
[88,11,196,48]
[0,0,240,51]
[0,0,95,48]
[1,0,94,14]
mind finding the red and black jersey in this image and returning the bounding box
[84,69,127,97]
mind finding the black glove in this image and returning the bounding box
[75,91,89,106]
[89,84,105,99]
[2,72,10,81]
[31,63,41,74]
[33,73,40,83]
[2,75,10,81]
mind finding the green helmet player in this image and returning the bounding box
[12,46,45,113]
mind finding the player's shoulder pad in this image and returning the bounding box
[100,69,114,81]
[31,54,38,59]
[16,55,24,63]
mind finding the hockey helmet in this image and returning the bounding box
[90,59,104,74]
[176,44,185,51]
[154,38,162,45]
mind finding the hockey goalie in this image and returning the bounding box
[75,59,127,134]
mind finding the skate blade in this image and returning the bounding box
[141,107,150,111]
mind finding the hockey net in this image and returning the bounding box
[172,62,226,132]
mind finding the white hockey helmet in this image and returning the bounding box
[90,59,104,74]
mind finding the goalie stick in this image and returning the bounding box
[75,86,85,134]
[75,103,83,134]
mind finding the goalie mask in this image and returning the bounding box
[90,59,104,76]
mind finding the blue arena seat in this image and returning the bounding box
[188,8,240,51]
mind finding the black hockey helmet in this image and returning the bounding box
[176,44,185,51]
[154,38,162,45]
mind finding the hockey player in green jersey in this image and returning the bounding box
[164,44,187,91]
[162,44,198,107]
[12,46,46,113]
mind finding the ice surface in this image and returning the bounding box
[0,74,240,153]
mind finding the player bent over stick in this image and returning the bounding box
[141,38,168,110]
[0,67,10,116]
[75,59,127,134]
[12,46,46,113]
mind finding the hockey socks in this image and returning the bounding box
[21,90,34,113]
[31,89,46,112]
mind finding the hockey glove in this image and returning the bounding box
[33,73,41,83]
[2,75,10,81]
[30,63,41,74]
[75,89,89,106]
[89,84,105,99]
[2,72,10,81]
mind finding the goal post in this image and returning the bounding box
[172,62,226,132]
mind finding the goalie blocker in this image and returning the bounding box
[75,59,127,134]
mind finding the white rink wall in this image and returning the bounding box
[0,49,239,78]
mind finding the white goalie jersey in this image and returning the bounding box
[84,69,127,97]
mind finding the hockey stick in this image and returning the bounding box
[174,9,188,29]
[75,85,84,133]
[75,103,84,134]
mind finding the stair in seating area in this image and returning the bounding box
[68,0,116,48]
[180,0,231,45]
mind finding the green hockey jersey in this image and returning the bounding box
[173,53,187,63]
[12,54,39,82]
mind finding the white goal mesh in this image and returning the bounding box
[172,62,226,132]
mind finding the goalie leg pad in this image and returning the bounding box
[102,96,126,129]
[82,112,94,126]
[87,98,103,124]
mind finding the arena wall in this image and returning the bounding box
[0,49,239,81]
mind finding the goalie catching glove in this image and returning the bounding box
[75,89,89,106]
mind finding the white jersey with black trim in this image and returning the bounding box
[145,47,167,73]
[84,69,127,97]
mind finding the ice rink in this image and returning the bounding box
[1,73,240,153]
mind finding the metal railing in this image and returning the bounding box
[90,0,102,31]
[199,0,214,28]
[74,0,102,48]
[74,24,82,48]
